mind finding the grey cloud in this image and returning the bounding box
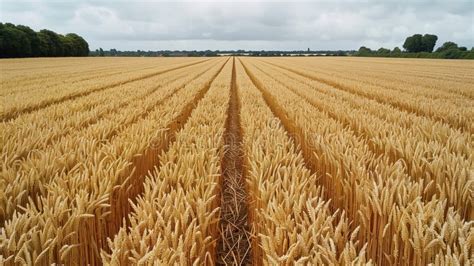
[1,0,473,50]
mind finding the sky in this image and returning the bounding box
[1,0,473,51]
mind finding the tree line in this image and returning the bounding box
[356,34,473,59]
[89,48,220,57]
[90,48,353,57]
[0,23,89,58]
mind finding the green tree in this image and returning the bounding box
[391,47,402,54]
[440,48,463,59]
[39,29,63,56]
[16,25,41,56]
[403,34,424,52]
[357,46,373,55]
[464,48,474,59]
[434,42,467,59]
[60,35,75,56]
[66,33,89,56]
[0,23,31,57]
[436,42,459,52]
[37,31,53,56]
[403,34,438,52]
[421,34,438,52]
[0,22,90,58]
[377,47,391,55]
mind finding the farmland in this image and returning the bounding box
[0,57,473,265]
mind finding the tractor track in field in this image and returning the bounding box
[216,57,252,265]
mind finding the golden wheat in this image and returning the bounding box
[1,58,227,264]
[104,58,233,265]
[0,58,208,121]
[239,57,473,265]
[250,59,472,218]
[1,56,471,266]
[236,59,370,265]
[0,59,221,222]
[259,58,473,132]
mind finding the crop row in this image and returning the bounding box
[240,58,472,265]
[250,59,472,218]
[271,57,474,98]
[0,59,227,265]
[0,58,224,222]
[236,59,371,264]
[1,58,210,121]
[261,58,473,132]
[1,57,471,265]
[0,57,201,96]
[1,59,218,166]
[104,57,233,265]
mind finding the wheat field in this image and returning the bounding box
[0,56,472,265]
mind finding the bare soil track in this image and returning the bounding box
[216,58,252,265]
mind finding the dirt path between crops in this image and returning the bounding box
[216,57,252,265]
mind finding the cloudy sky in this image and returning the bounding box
[1,0,473,51]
